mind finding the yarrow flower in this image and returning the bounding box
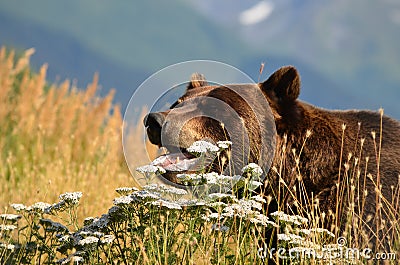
[277,233,303,242]
[203,212,223,222]
[149,199,182,210]
[187,140,219,154]
[78,236,99,246]
[31,202,52,213]
[0,243,16,251]
[10,203,27,212]
[143,184,187,196]
[113,195,135,205]
[250,195,266,203]
[88,214,109,229]
[57,255,85,265]
[270,211,308,226]
[58,235,70,243]
[222,199,261,218]
[242,163,263,176]
[0,214,21,222]
[59,192,82,205]
[309,228,335,238]
[176,173,204,185]
[101,234,115,244]
[249,213,278,228]
[216,140,232,149]
[207,193,237,201]
[0,224,17,231]
[136,165,166,174]
[131,190,160,201]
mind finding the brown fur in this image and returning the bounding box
[145,66,400,248]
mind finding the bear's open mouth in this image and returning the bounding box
[150,147,215,173]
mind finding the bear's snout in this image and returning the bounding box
[144,112,165,146]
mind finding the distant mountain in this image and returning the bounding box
[188,0,400,117]
[1,0,399,117]
[0,12,149,108]
[0,0,250,109]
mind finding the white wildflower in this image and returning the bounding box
[93,232,105,238]
[187,140,219,153]
[131,190,160,201]
[250,195,266,203]
[58,255,85,265]
[248,180,263,190]
[71,256,84,263]
[59,192,82,205]
[78,231,92,237]
[113,195,135,205]
[217,140,232,149]
[163,186,187,195]
[143,184,187,195]
[202,172,236,186]
[176,199,206,207]
[31,202,52,213]
[299,229,311,236]
[207,201,227,208]
[309,228,335,238]
[0,224,17,231]
[0,243,16,251]
[207,212,222,221]
[78,236,99,246]
[249,213,278,228]
[277,233,303,242]
[90,214,109,229]
[242,163,263,176]
[58,235,70,242]
[176,173,204,185]
[0,214,21,222]
[10,203,27,212]
[136,165,166,174]
[149,199,182,210]
[270,211,308,225]
[222,199,260,218]
[244,199,263,211]
[295,215,309,225]
[101,234,115,244]
[202,172,219,184]
[207,193,236,201]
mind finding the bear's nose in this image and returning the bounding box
[144,113,165,146]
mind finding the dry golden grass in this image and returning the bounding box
[0,47,148,220]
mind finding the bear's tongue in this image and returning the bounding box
[150,152,213,172]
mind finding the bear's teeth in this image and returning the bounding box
[150,152,215,172]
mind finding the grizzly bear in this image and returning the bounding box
[144,66,400,249]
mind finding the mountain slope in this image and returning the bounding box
[189,0,400,117]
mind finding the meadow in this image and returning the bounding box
[0,47,399,264]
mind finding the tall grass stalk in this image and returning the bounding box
[0,47,135,220]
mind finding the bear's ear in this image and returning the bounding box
[187,73,208,89]
[261,66,300,102]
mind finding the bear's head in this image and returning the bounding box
[144,66,301,182]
